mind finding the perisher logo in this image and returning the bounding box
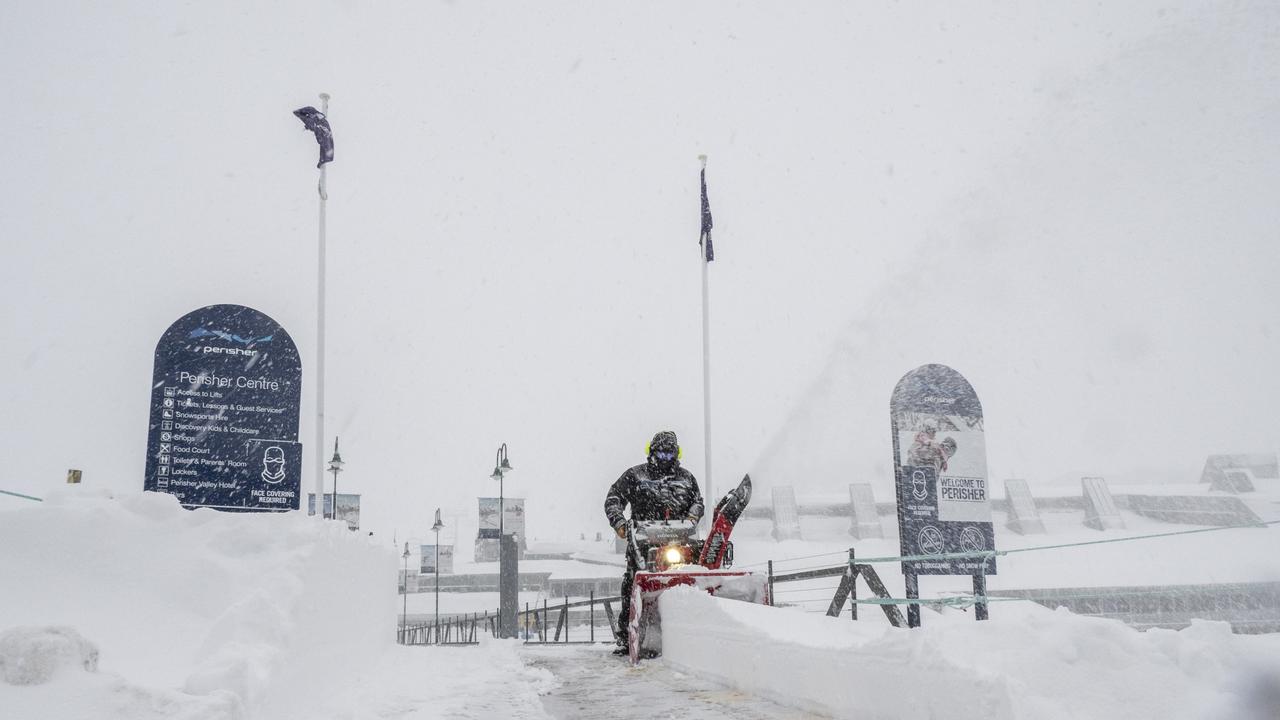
[188,327,274,356]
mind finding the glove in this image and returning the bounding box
[615,526,627,539]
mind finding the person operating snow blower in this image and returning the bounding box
[603,430,704,651]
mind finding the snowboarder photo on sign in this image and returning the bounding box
[907,422,957,472]
[604,430,704,650]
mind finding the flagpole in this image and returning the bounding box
[699,154,713,522]
[315,92,330,519]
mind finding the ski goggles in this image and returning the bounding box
[652,450,677,461]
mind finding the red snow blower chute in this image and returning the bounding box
[623,474,767,664]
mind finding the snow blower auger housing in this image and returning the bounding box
[625,475,767,664]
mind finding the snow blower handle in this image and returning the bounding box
[625,520,644,566]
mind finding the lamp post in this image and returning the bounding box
[327,437,344,521]
[489,443,514,539]
[400,542,410,641]
[489,444,514,637]
[431,509,444,642]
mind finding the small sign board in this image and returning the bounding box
[398,568,419,593]
[1211,468,1257,494]
[478,497,525,537]
[420,544,455,574]
[1003,479,1046,535]
[1082,477,1125,530]
[848,483,884,539]
[1200,453,1278,485]
[66,469,82,485]
[1127,494,1261,527]
[770,486,803,541]
[307,492,361,531]
[475,537,500,563]
[477,497,526,553]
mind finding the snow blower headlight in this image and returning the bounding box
[663,546,684,565]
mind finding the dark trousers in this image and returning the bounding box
[616,557,638,641]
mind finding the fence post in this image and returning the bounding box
[564,596,570,643]
[974,568,989,621]
[767,560,774,606]
[906,571,921,629]
[603,600,616,637]
[590,590,595,643]
[849,548,858,621]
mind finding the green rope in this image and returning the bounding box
[850,595,999,608]
[0,489,42,502]
[850,582,1277,610]
[852,518,1280,565]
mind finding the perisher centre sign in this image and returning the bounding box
[144,304,302,511]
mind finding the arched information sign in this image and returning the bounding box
[890,363,995,626]
[143,304,302,511]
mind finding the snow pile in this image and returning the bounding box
[0,488,396,718]
[0,626,99,685]
[659,588,1280,720]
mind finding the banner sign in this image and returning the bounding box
[420,544,454,574]
[143,304,302,511]
[770,486,802,540]
[307,493,361,531]
[848,483,884,539]
[890,364,996,576]
[477,497,525,539]
[1200,453,1278,486]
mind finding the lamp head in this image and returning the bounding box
[329,437,344,471]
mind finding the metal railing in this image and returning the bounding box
[518,590,621,644]
[400,591,624,645]
[399,612,485,645]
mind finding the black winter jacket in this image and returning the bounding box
[604,462,704,531]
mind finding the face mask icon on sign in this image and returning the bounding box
[261,446,286,484]
[911,470,929,501]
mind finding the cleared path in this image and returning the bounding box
[520,645,824,719]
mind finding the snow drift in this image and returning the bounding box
[659,587,1280,720]
[0,488,396,718]
[0,626,99,686]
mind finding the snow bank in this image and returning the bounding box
[0,626,98,685]
[659,588,1280,720]
[0,488,396,718]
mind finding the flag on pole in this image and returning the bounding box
[700,167,715,262]
[293,106,334,168]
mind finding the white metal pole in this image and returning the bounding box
[314,92,330,518]
[699,154,713,521]
[434,529,440,635]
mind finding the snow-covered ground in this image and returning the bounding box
[6,488,1279,719]
[0,489,555,719]
[661,588,1280,720]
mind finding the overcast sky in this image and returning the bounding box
[2,1,1277,543]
